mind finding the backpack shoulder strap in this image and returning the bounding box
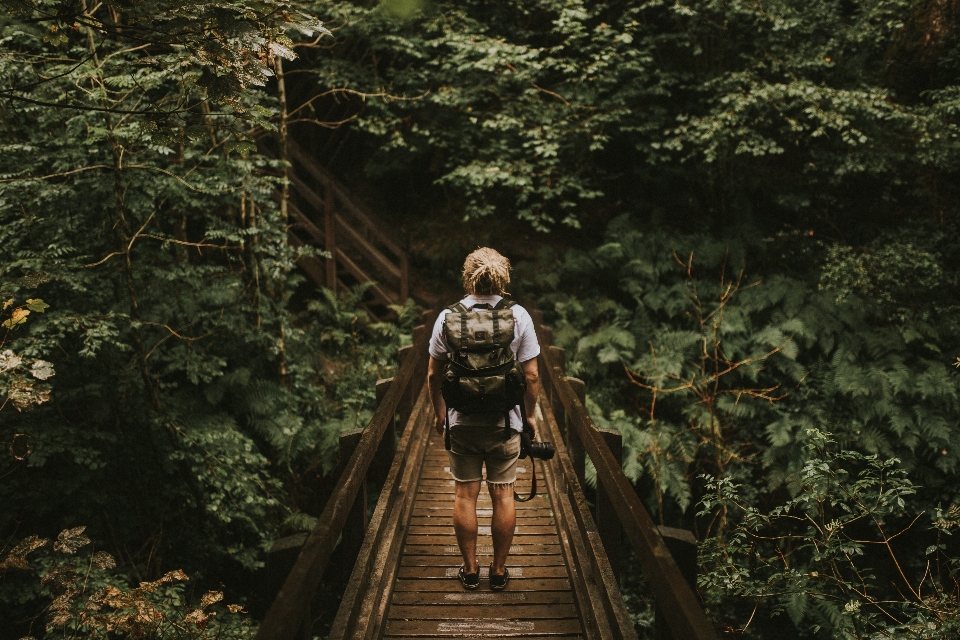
[447,302,469,313]
[493,298,516,310]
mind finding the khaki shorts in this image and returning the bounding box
[447,425,521,485]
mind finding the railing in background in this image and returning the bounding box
[255,313,434,640]
[285,141,409,314]
[530,310,720,640]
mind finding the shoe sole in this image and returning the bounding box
[458,567,480,590]
[490,568,509,591]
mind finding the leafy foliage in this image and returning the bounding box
[699,431,960,639]
[0,2,411,636]
[524,215,960,635]
[289,0,959,240]
[1,526,254,639]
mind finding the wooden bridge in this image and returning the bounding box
[255,310,721,640]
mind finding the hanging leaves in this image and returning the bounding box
[29,360,54,380]
[53,527,91,555]
[0,535,49,570]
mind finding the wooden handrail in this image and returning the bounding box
[254,319,433,640]
[284,144,410,313]
[534,323,720,640]
[287,142,405,259]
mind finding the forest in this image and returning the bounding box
[1,0,959,637]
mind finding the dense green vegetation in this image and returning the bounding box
[2,0,959,637]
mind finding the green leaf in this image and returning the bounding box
[25,298,49,313]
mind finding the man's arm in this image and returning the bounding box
[428,356,447,435]
[521,357,539,437]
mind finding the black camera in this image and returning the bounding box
[519,428,555,460]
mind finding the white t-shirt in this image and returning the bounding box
[429,295,540,431]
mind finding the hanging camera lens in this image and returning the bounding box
[519,431,555,460]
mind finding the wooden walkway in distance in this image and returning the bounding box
[257,318,718,640]
[385,425,584,639]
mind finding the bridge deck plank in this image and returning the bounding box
[385,428,585,638]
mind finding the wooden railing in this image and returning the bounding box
[254,313,434,640]
[285,141,409,312]
[530,309,720,640]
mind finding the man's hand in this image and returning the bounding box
[428,356,447,436]
[525,415,537,440]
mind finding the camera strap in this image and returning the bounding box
[514,401,538,502]
[514,458,537,502]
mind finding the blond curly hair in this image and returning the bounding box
[462,247,511,296]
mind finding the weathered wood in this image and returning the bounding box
[373,378,396,487]
[398,565,568,579]
[391,591,575,606]
[596,428,623,583]
[394,578,572,592]
[385,618,583,636]
[389,604,579,619]
[288,202,324,245]
[334,212,401,281]
[655,527,699,640]
[400,253,409,302]
[538,386,636,640]
[540,325,553,347]
[287,142,405,258]
[546,348,719,640]
[401,553,565,567]
[339,428,366,576]
[253,317,433,640]
[265,533,307,606]
[334,248,399,306]
[330,387,433,640]
[328,384,430,637]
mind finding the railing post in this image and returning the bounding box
[265,533,308,609]
[324,187,337,291]
[397,345,413,429]
[541,325,553,348]
[339,429,366,578]
[373,378,396,487]
[596,428,623,583]
[565,376,586,488]
[654,527,699,640]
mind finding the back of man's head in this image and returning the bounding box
[462,248,510,296]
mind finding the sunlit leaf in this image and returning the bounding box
[24,298,49,313]
[200,590,223,608]
[91,551,116,569]
[7,380,51,410]
[0,535,48,570]
[53,526,91,554]
[0,349,22,372]
[30,360,55,380]
[2,308,29,329]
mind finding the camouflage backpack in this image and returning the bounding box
[440,299,526,418]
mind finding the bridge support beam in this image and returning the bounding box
[596,428,623,583]
[654,527,698,640]
[564,375,586,488]
[339,429,366,579]
[374,378,396,488]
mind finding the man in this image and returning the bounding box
[427,247,540,591]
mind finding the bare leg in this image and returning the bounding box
[489,483,516,575]
[453,480,482,574]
